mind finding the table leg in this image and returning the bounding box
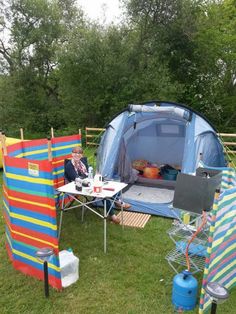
[104,199,107,253]
[121,191,124,230]
[58,210,63,240]
[81,202,85,223]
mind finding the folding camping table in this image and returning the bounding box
[57,181,127,253]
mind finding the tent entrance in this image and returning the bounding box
[124,118,187,169]
[123,184,175,204]
[122,183,178,218]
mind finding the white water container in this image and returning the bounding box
[93,173,103,193]
[59,249,79,288]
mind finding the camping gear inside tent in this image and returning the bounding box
[97,101,226,218]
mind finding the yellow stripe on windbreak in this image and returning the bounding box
[53,169,64,176]
[6,232,13,251]
[203,299,211,312]
[52,158,71,166]
[11,212,57,231]
[8,195,55,211]
[6,172,53,185]
[212,228,234,249]
[52,159,64,165]
[15,148,48,158]
[209,225,215,233]
[51,143,81,153]
[3,199,10,215]
[215,211,236,228]
[226,277,236,289]
[12,248,60,272]
[212,259,236,282]
[10,226,58,249]
[56,179,64,187]
[218,192,236,206]
[210,243,236,267]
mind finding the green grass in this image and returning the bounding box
[1,169,236,314]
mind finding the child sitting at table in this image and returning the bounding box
[64,146,131,224]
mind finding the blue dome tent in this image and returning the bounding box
[97,101,226,218]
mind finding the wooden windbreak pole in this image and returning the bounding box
[20,128,24,140]
[0,130,3,152]
[47,137,52,161]
[1,131,7,156]
[51,127,54,138]
[79,129,81,146]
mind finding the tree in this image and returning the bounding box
[0,0,83,135]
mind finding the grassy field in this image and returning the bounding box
[1,166,236,313]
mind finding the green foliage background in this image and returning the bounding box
[0,0,235,138]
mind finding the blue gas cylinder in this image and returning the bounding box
[172,270,198,311]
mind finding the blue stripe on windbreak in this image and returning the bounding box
[5,166,52,180]
[3,195,11,214]
[51,139,80,149]
[10,205,56,224]
[11,217,57,238]
[213,225,236,243]
[13,240,60,270]
[13,254,61,278]
[24,152,49,160]
[8,144,48,157]
[53,164,64,172]
[6,178,54,193]
[13,240,60,267]
[3,194,9,206]
[21,143,48,153]
[211,235,235,255]
[7,184,54,198]
[3,204,11,221]
[209,250,236,275]
[222,187,236,197]
[5,224,12,240]
[52,148,75,158]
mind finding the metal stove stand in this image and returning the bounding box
[165,214,209,274]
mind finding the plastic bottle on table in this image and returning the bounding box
[88,166,93,180]
[75,176,82,191]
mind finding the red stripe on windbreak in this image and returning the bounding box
[11,224,58,244]
[12,231,59,251]
[3,210,11,227]
[6,243,14,262]
[13,260,62,290]
[210,235,236,260]
[53,179,65,189]
[8,199,56,218]
[6,138,47,154]
[208,251,236,280]
[8,189,55,207]
[4,184,10,197]
[6,142,23,154]
[21,138,48,149]
[4,156,53,172]
[51,134,81,144]
[10,225,59,250]
[52,160,64,168]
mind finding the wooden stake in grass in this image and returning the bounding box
[47,137,52,161]
[1,131,7,156]
[20,127,24,140]
[51,127,54,138]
